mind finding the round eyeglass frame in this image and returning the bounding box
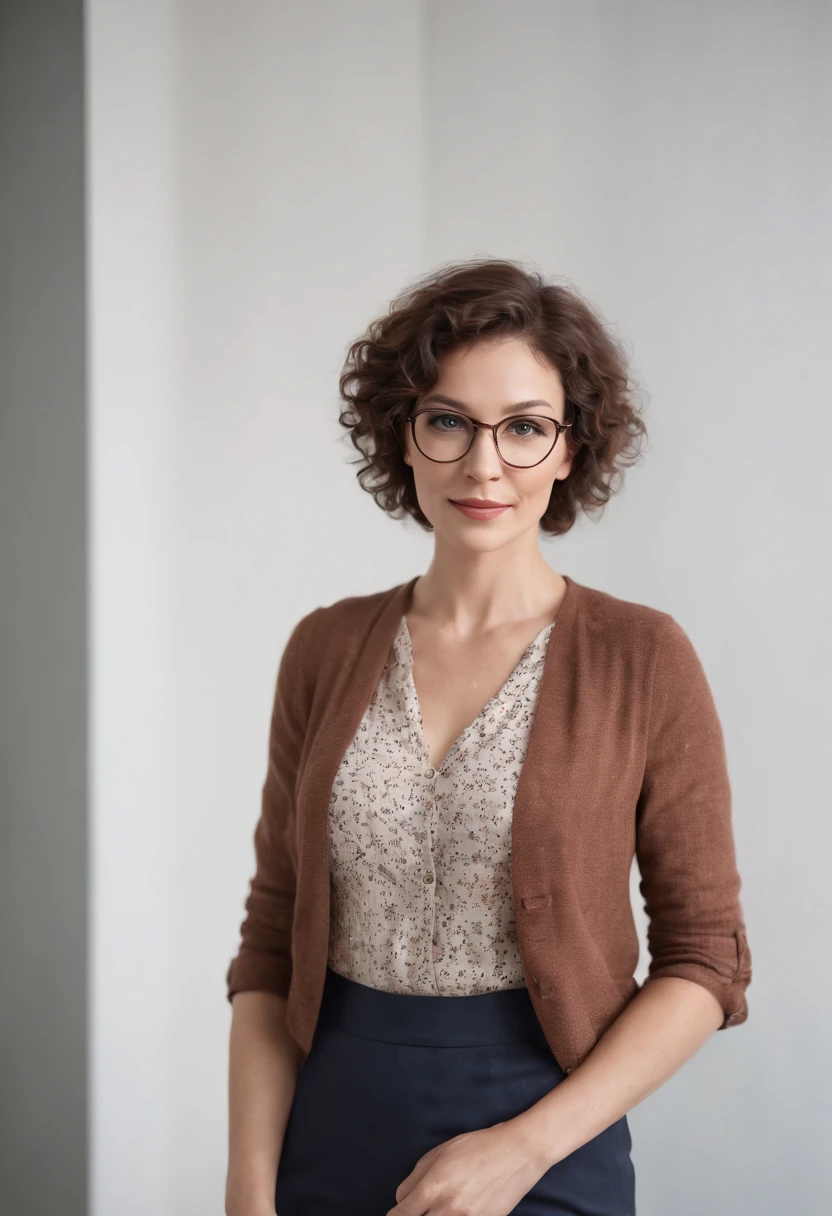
[404,408,573,469]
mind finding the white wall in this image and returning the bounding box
[88,2,830,1213]
[87,3,180,1213]
[88,3,427,1214]
[425,3,831,1207]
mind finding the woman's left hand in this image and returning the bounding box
[386,1119,551,1215]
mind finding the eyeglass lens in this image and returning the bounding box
[413,411,558,466]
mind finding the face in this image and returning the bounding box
[402,337,574,550]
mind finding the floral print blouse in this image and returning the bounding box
[326,612,556,995]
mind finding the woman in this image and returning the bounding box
[224,259,752,1216]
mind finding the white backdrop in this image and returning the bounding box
[87,2,830,1213]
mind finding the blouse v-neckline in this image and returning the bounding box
[393,613,556,775]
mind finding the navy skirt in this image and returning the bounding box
[275,965,635,1215]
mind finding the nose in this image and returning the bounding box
[461,424,504,476]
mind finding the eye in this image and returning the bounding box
[428,413,465,431]
[506,418,546,437]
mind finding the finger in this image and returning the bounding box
[394,1147,440,1203]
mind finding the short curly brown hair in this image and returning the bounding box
[337,257,647,535]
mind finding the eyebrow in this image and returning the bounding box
[419,393,555,416]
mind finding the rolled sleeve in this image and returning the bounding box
[225,611,315,1003]
[635,616,752,1029]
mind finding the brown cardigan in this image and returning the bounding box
[226,574,752,1074]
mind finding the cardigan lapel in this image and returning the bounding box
[290,576,421,1016]
[510,570,581,884]
[508,573,624,1061]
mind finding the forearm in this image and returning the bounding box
[509,976,725,1170]
[226,991,304,1215]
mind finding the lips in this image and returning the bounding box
[449,498,511,508]
[449,498,513,520]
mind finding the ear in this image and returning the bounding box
[554,444,575,481]
[394,414,412,466]
[400,428,413,467]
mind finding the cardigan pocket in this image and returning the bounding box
[522,894,552,911]
[519,893,554,943]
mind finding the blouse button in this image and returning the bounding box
[424,767,436,778]
[423,872,435,884]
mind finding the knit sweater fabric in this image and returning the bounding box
[226,574,752,1074]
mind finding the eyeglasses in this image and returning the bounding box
[404,408,572,469]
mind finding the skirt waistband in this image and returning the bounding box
[317,965,547,1047]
